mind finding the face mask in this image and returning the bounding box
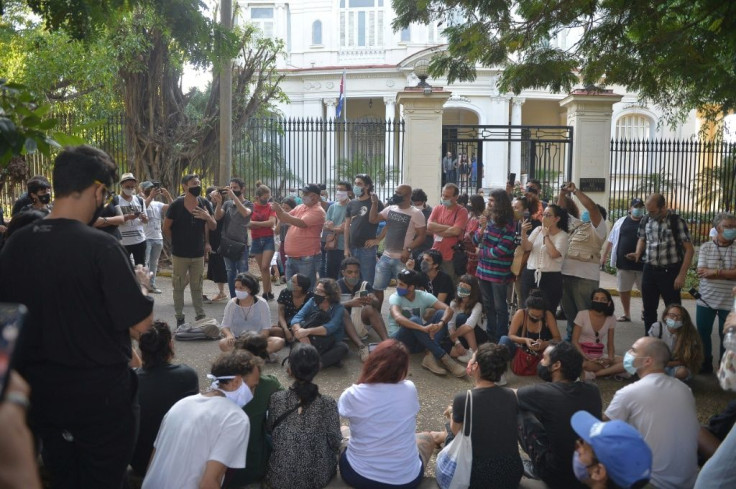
[353,185,364,197]
[344,276,359,287]
[457,287,471,298]
[222,381,253,408]
[623,351,639,376]
[631,207,645,218]
[38,193,51,204]
[665,317,683,329]
[286,280,294,291]
[537,362,553,382]
[590,301,608,313]
[580,210,590,223]
[336,191,348,202]
[302,195,313,206]
[321,195,328,202]
[396,287,409,297]
[723,228,736,241]
[440,199,452,207]
[235,290,249,300]
[513,209,523,220]
[233,190,242,197]
[313,295,326,305]
[259,198,269,205]
[188,186,202,197]
[572,451,591,482]
[717,350,736,391]
[389,193,404,206]
[420,261,432,274]
[122,188,135,197]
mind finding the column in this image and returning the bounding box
[559,89,623,205]
[396,88,452,205]
[384,97,397,186]
[509,97,525,179]
[484,94,510,190]
[323,98,337,184]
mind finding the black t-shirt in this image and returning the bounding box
[98,202,123,240]
[166,196,213,258]
[130,363,199,476]
[453,387,523,488]
[277,289,314,324]
[616,216,645,271]
[337,278,374,312]
[346,198,384,248]
[11,193,32,216]
[516,381,602,488]
[0,219,154,373]
[428,270,454,305]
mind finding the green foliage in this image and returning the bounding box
[692,154,736,212]
[392,0,736,125]
[335,154,400,188]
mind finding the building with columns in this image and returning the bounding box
[236,0,699,194]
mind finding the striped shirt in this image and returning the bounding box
[473,220,517,283]
[637,212,691,266]
[697,240,736,310]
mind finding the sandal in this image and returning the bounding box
[211,293,229,302]
[616,315,631,322]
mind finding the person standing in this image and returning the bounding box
[428,183,469,282]
[322,181,351,279]
[441,151,457,185]
[344,174,383,284]
[214,178,253,298]
[16,175,52,215]
[117,172,149,265]
[627,193,695,335]
[249,184,277,300]
[601,198,646,322]
[0,145,154,489]
[410,188,434,260]
[164,174,217,326]
[142,181,173,294]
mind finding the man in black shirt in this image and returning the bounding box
[0,145,154,489]
[516,341,602,488]
[164,174,217,326]
[344,174,383,285]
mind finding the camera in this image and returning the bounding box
[152,181,161,188]
[218,187,229,195]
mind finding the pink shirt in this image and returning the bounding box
[284,204,326,257]
[428,204,469,261]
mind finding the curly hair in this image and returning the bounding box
[235,272,260,296]
[317,278,341,304]
[489,188,514,228]
[358,340,409,384]
[211,350,263,387]
[139,320,174,369]
[661,304,704,374]
[468,194,486,218]
[547,341,584,381]
[235,331,269,359]
[475,343,510,383]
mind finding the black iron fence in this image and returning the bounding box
[609,138,736,244]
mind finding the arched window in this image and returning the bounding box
[312,20,322,45]
[616,114,652,140]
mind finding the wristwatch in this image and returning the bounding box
[438,319,446,326]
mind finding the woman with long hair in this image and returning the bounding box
[474,188,517,342]
[649,304,704,381]
[338,340,434,489]
[266,344,341,489]
[500,289,561,358]
[445,274,488,362]
[571,288,623,379]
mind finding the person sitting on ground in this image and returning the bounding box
[225,333,284,488]
[444,274,488,363]
[266,344,342,489]
[516,342,602,488]
[219,272,285,355]
[500,289,561,359]
[290,278,349,368]
[571,411,653,489]
[388,268,464,377]
[647,304,704,381]
[337,257,389,361]
[444,343,523,488]
[142,350,260,489]
[571,288,623,379]
[271,273,313,342]
[131,321,199,478]
[338,340,435,489]
[408,249,455,306]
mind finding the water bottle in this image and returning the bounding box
[725,329,736,353]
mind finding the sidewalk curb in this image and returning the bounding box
[603,288,695,300]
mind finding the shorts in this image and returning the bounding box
[250,236,275,254]
[373,254,406,290]
[616,269,643,292]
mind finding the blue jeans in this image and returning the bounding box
[499,335,518,357]
[479,279,509,342]
[391,311,448,359]
[695,423,736,489]
[285,254,320,292]
[373,254,406,290]
[696,304,729,364]
[223,246,249,298]
[145,239,164,288]
[350,246,378,284]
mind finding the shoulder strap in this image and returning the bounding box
[522,310,528,337]
[112,195,120,207]
[271,402,302,431]
[463,389,473,437]
[669,213,682,252]
[657,321,663,339]
[137,195,144,208]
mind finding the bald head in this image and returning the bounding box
[636,336,671,369]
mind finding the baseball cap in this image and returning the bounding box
[630,198,644,207]
[140,181,154,191]
[301,183,321,195]
[120,173,137,184]
[571,411,652,488]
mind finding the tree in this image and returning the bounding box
[392,0,736,125]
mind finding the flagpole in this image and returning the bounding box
[342,70,348,161]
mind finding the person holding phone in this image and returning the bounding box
[117,172,149,265]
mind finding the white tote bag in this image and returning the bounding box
[350,281,370,338]
[435,390,473,489]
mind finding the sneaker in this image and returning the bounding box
[149,287,162,294]
[422,354,447,375]
[195,314,207,321]
[496,373,508,386]
[176,317,185,327]
[440,354,467,378]
[456,349,474,363]
[522,459,539,480]
[202,295,212,304]
[266,353,278,364]
[359,345,370,362]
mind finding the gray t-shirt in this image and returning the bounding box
[222,199,252,244]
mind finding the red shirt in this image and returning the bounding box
[250,202,276,239]
[428,204,469,261]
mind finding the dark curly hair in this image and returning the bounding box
[475,343,510,383]
[468,194,485,217]
[235,331,269,360]
[422,249,443,267]
[317,278,341,304]
[139,321,174,369]
[489,188,514,228]
[235,272,260,296]
[211,350,263,387]
[547,341,583,381]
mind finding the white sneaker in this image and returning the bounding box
[456,349,474,363]
[496,373,508,386]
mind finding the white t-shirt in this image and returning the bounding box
[526,227,569,272]
[145,201,165,240]
[562,216,609,281]
[117,195,147,246]
[338,380,422,485]
[142,394,250,489]
[605,373,699,489]
[697,240,736,311]
[574,310,616,346]
[648,321,678,351]
[448,301,482,330]
[221,297,271,337]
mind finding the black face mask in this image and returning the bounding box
[389,193,405,206]
[88,194,106,226]
[38,193,51,205]
[537,362,553,382]
[528,313,541,323]
[188,186,202,197]
[233,190,242,197]
[590,301,608,313]
[313,295,326,305]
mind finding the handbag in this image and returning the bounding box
[302,309,335,354]
[436,390,473,489]
[451,241,468,277]
[350,281,370,338]
[218,235,246,261]
[324,232,338,251]
[510,312,541,376]
[580,342,604,359]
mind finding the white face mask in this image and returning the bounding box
[122,188,135,197]
[336,191,349,202]
[235,290,249,300]
[208,375,254,408]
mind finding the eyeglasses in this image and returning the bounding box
[666,312,682,320]
[526,187,539,194]
[94,180,114,205]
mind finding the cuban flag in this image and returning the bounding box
[335,71,346,119]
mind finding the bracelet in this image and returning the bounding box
[103,217,108,224]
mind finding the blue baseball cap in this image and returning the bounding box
[571,411,652,488]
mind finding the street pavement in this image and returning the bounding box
[146,270,734,488]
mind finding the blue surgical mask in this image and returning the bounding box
[623,351,639,375]
[457,287,471,298]
[286,280,294,291]
[441,199,452,207]
[723,228,736,241]
[665,318,683,329]
[572,451,591,482]
[353,185,364,197]
[580,210,590,223]
[631,207,645,218]
[396,287,409,297]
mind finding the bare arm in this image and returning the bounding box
[272,204,307,228]
[343,216,352,255]
[368,195,383,224]
[199,460,228,489]
[163,217,173,239]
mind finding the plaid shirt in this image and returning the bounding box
[637,212,691,266]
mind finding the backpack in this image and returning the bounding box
[174,317,220,341]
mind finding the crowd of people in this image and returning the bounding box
[1,145,736,489]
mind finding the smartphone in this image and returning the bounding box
[0,303,27,398]
[523,211,530,220]
[359,290,370,298]
[368,343,379,353]
[508,172,516,185]
[133,211,141,217]
[152,181,161,188]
